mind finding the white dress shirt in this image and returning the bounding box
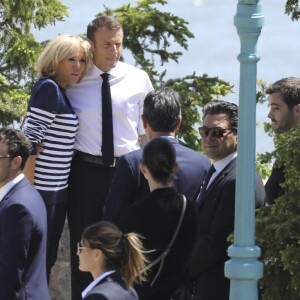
[0,173,24,203]
[67,62,153,157]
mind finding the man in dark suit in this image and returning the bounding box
[103,87,211,223]
[190,101,266,300]
[0,128,49,300]
[265,77,300,204]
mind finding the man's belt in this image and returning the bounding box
[74,150,119,167]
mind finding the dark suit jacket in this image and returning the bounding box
[103,137,210,223]
[83,272,138,300]
[0,177,49,300]
[120,187,197,300]
[190,158,266,300]
[265,165,285,205]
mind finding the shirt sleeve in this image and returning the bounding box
[23,80,59,154]
[137,74,154,136]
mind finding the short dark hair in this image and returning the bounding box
[87,16,123,43]
[202,100,238,133]
[143,88,181,132]
[142,137,177,185]
[266,77,300,110]
[0,128,31,169]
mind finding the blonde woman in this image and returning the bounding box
[78,221,147,300]
[23,34,92,280]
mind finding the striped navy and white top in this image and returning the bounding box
[23,78,79,192]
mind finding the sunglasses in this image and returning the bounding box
[199,127,233,138]
[77,241,91,253]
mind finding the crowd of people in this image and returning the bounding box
[0,13,299,300]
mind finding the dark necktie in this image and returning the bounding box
[101,73,114,166]
[196,164,216,205]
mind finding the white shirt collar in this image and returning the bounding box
[155,135,176,140]
[205,152,237,189]
[91,62,126,79]
[213,151,237,173]
[0,173,24,203]
[81,270,116,298]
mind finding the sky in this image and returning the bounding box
[32,0,300,154]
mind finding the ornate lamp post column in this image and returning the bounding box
[224,1,264,299]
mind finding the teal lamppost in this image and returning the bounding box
[224,1,264,299]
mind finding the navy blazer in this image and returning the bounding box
[103,137,210,223]
[83,272,138,300]
[0,177,49,300]
[190,158,266,300]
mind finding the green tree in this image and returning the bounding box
[99,0,233,150]
[0,0,232,151]
[0,0,68,125]
[285,0,300,21]
[256,128,300,299]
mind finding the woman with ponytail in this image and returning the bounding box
[77,221,148,299]
[119,137,198,300]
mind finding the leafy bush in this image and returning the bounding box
[256,128,300,299]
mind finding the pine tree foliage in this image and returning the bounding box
[164,74,232,150]
[285,0,300,21]
[0,0,233,150]
[100,0,194,83]
[256,127,300,299]
[0,0,68,125]
[98,0,233,150]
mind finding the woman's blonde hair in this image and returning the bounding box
[82,221,148,289]
[37,34,92,81]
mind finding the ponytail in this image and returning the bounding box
[120,233,148,288]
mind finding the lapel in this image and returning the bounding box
[0,178,27,209]
[198,158,236,208]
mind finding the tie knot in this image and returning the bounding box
[206,164,216,179]
[101,73,109,82]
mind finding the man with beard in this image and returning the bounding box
[265,77,300,204]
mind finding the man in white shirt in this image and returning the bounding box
[190,101,266,300]
[0,128,49,300]
[66,15,153,300]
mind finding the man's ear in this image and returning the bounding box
[294,103,300,116]
[175,115,182,131]
[89,39,96,52]
[172,163,179,174]
[142,114,147,129]
[11,156,22,170]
